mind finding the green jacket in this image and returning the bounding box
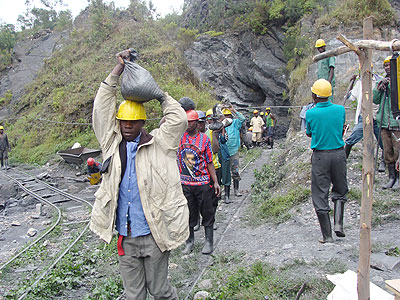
[373,81,399,129]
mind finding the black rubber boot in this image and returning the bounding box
[344,144,352,159]
[224,185,232,204]
[182,227,195,254]
[270,139,274,149]
[233,179,242,197]
[202,226,214,254]
[194,216,200,231]
[378,152,386,172]
[317,213,334,243]
[392,171,399,190]
[252,141,257,148]
[382,163,396,189]
[333,201,345,237]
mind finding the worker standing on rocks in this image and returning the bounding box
[90,49,189,300]
[306,79,348,243]
[0,126,11,170]
[373,56,400,190]
[179,109,221,255]
[264,107,276,149]
[250,110,264,147]
[315,39,335,102]
[223,106,245,198]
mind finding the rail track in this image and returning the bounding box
[0,167,93,299]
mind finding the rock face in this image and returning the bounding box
[184,30,290,135]
[185,30,288,108]
[0,30,65,119]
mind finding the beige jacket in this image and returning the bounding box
[90,73,189,252]
[250,116,264,133]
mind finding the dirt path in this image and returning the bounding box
[214,145,400,292]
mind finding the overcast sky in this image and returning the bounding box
[0,0,184,25]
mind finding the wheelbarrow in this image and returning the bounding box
[57,147,101,165]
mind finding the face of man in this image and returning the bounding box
[384,62,391,76]
[266,110,270,115]
[120,120,145,142]
[254,113,258,117]
[187,120,199,134]
[206,117,213,124]
[317,46,326,53]
[0,129,3,134]
[198,120,206,133]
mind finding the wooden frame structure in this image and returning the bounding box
[313,17,397,300]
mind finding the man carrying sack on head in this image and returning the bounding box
[90,49,189,300]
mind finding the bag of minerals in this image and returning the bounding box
[120,50,163,102]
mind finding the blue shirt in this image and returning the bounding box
[225,112,245,156]
[306,101,345,150]
[116,133,151,237]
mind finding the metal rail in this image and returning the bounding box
[0,167,93,299]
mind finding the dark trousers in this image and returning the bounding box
[381,128,400,165]
[311,148,348,214]
[182,184,217,227]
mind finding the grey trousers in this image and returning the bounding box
[118,234,178,300]
[311,148,348,214]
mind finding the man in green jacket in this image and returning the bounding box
[90,49,189,300]
[315,39,335,103]
[373,56,400,189]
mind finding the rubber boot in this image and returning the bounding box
[378,152,386,172]
[344,143,352,159]
[382,164,396,189]
[202,226,214,254]
[270,139,274,149]
[182,227,195,254]
[233,179,242,197]
[5,159,9,170]
[194,215,200,231]
[392,171,400,190]
[317,213,334,243]
[0,159,3,170]
[333,201,345,237]
[224,185,232,204]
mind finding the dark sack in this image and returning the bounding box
[121,60,164,102]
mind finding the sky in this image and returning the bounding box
[0,0,184,25]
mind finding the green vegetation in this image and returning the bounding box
[6,0,216,164]
[204,255,345,300]
[0,24,16,71]
[347,187,362,202]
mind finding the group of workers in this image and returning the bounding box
[249,107,276,148]
[305,39,400,244]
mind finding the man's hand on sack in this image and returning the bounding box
[116,49,131,65]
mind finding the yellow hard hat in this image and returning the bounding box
[116,100,146,120]
[311,79,332,98]
[384,56,392,64]
[222,108,232,115]
[0,126,3,130]
[260,112,264,116]
[315,39,326,48]
[253,110,259,114]
[206,109,213,117]
[266,107,271,111]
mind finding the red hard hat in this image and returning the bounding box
[186,110,199,121]
[87,157,95,166]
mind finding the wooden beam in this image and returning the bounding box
[337,34,362,56]
[313,39,400,62]
[357,16,374,300]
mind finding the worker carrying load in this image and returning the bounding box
[90,48,188,300]
[87,157,102,185]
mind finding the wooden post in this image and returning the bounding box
[357,16,374,300]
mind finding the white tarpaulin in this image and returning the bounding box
[327,270,394,300]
